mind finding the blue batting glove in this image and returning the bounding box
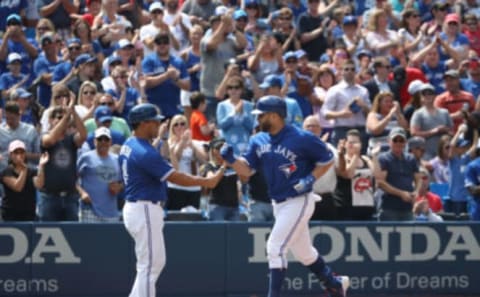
[293,174,316,194]
[220,143,236,164]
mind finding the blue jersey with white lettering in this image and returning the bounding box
[242,125,333,201]
[119,137,174,203]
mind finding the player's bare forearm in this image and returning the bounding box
[230,158,253,177]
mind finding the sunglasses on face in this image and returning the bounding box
[286,59,297,64]
[69,46,81,51]
[155,39,169,45]
[173,122,186,127]
[96,136,110,142]
[37,26,50,31]
[83,90,96,95]
[422,91,435,96]
[392,138,406,143]
[151,10,163,14]
[100,102,114,106]
[227,85,241,90]
[343,67,355,72]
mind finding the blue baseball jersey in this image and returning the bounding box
[464,157,480,201]
[119,137,174,203]
[33,54,60,108]
[242,125,333,201]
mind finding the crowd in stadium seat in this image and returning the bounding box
[1,0,480,222]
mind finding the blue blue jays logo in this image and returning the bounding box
[279,162,297,178]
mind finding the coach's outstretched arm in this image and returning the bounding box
[167,169,224,189]
[219,144,253,177]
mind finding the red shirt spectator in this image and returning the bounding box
[416,192,443,213]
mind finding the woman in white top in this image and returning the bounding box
[365,8,400,57]
[166,114,208,211]
[76,81,99,121]
[313,65,336,140]
[397,8,425,55]
[248,34,283,84]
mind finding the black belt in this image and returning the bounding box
[42,190,76,197]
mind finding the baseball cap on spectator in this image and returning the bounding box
[117,38,134,50]
[6,14,21,26]
[444,69,459,78]
[10,88,32,100]
[408,79,424,95]
[108,55,122,66]
[431,2,449,11]
[8,140,26,153]
[456,138,470,148]
[356,49,372,59]
[283,51,297,62]
[95,127,112,139]
[419,82,435,93]
[408,136,426,151]
[215,5,228,15]
[7,52,22,64]
[95,106,113,123]
[271,10,281,20]
[40,33,54,46]
[67,38,81,47]
[445,13,459,24]
[319,53,331,64]
[245,0,258,6]
[233,9,247,20]
[149,1,164,12]
[389,127,407,140]
[256,18,270,30]
[296,49,308,59]
[259,74,282,89]
[74,53,97,68]
[343,15,357,26]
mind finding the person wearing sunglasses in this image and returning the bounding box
[410,82,453,161]
[84,97,132,140]
[51,38,83,85]
[216,76,255,156]
[36,98,87,222]
[374,127,423,221]
[142,31,190,118]
[323,59,371,151]
[77,127,123,222]
[362,56,400,103]
[33,33,61,108]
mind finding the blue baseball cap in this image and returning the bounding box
[356,49,372,59]
[15,88,32,98]
[108,55,122,66]
[259,74,282,89]
[128,103,164,124]
[6,14,21,25]
[256,18,270,31]
[74,54,97,68]
[245,0,258,6]
[456,138,471,148]
[252,95,286,118]
[67,38,81,47]
[283,51,297,61]
[295,49,307,59]
[94,106,113,123]
[233,9,247,20]
[343,15,357,26]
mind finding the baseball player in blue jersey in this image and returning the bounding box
[220,96,349,297]
[119,103,224,297]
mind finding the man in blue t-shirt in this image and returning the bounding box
[142,31,190,118]
[33,33,60,108]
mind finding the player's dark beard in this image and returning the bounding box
[259,121,271,132]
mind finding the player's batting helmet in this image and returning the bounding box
[252,95,287,118]
[128,103,165,124]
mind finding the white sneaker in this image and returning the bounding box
[326,276,350,297]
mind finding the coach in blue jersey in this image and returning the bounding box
[220,96,349,297]
[119,103,223,297]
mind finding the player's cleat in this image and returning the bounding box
[326,276,350,297]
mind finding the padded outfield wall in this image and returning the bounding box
[0,222,479,297]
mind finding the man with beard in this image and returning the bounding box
[220,96,349,297]
[142,31,190,118]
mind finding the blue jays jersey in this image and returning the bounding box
[464,157,480,201]
[242,125,333,201]
[119,137,174,203]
